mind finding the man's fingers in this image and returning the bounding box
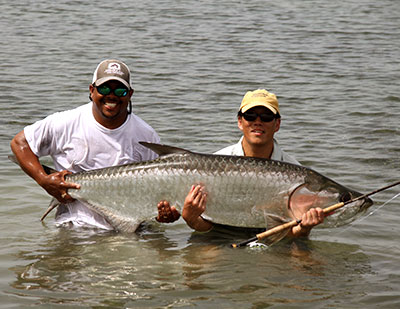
[58,170,80,189]
[171,206,181,220]
[61,181,80,190]
[301,208,325,227]
[156,201,180,223]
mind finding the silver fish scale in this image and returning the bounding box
[67,153,311,230]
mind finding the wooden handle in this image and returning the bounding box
[255,219,299,240]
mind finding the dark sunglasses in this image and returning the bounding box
[241,111,276,122]
[96,84,129,97]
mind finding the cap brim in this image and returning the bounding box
[240,102,278,114]
[94,76,131,89]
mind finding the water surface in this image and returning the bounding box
[1,0,399,307]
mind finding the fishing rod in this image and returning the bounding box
[231,180,400,248]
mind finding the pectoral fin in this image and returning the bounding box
[41,198,60,221]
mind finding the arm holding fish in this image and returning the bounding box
[156,184,212,231]
[10,130,80,203]
[180,185,324,236]
[157,186,324,236]
[287,207,325,238]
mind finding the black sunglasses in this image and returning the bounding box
[96,84,129,97]
[241,111,276,122]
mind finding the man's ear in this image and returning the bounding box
[274,118,281,133]
[89,84,95,101]
[237,115,244,131]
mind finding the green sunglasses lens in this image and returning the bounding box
[96,85,128,97]
[114,88,128,97]
[97,85,111,95]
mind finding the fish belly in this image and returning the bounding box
[69,164,303,231]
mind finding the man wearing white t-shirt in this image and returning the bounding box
[11,59,160,230]
[157,89,325,238]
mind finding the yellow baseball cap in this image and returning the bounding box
[239,89,280,114]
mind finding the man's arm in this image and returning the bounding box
[10,130,80,203]
[181,185,213,232]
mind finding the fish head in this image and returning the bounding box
[288,171,373,228]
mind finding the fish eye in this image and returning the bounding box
[340,192,352,203]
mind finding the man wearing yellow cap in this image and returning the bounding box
[214,89,299,163]
[158,89,324,238]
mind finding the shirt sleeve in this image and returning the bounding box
[24,115,57,157]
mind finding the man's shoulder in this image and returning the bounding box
[272,140,300,165]
[214,138,243,155]
[214,144,237,155]
[26,103,90,132]
[45,103,90,123]
[127,113,158,136]
[118,113,160,149]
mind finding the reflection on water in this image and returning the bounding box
[10,225,372,307]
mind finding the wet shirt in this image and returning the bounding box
[24,103,159,172]
[24,102,160,230]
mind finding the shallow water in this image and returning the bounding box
[1,0,400,307]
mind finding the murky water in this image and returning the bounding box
[1,0,399,307]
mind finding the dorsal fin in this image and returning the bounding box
[8,154,57,175]
[139,142,192,156]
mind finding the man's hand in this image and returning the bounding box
[40,170,80,203]
[181,185,212,232]
[10,130,80,203]
[156,200,181,223]
[290,207,325,238]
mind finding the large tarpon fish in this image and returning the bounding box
[55,142,373,233]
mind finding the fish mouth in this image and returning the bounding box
[323,190,374,228]
[340,191,373,209]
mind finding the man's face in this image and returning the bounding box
[238,106,281,146]
[90,80,133,129]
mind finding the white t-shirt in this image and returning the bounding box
[215,136,300,165]
[24,102,160,230]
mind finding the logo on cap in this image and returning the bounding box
[252,92,269,99]
[104,63,124,77]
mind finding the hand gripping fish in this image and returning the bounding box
[11,142,373,233]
